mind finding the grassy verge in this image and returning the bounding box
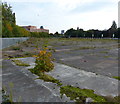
[60,85,106,103]
[28,68,62,86]
[12,60,30,66]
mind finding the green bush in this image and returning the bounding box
[33,46,54,72]
[2,21,13,37]
[2,3,31,37]
[2,21,31,37]
[19,27,31,37]
[30,32,51,38]
[12,24,21,37]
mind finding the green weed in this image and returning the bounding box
[112,76,120,80]
[12,60,30,66]
[60,85,106,103]
[29,68,62,86]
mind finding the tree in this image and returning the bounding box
[116,28,120,38]
[2,20,13,37]
[85,30,93,38]
[2,2,16,24]
[77,29,84,37]
[102,30,109,38]
[111,21,117,30]
[40,26,44,29]
[12,13,16,24]
[12,24,21,37]
[64,28,76,38]
[2,2,31,37]
[108,21,117,38]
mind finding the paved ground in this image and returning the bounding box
[2,59,71,102]
[2,57,119,102]
[2,38,119,102]
[3,38,119,78]
[53,44,118,77]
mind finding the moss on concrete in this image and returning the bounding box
[60,85,106,103]
[28,68,62,86]
[112,76,120,80]
[12,60,30,66]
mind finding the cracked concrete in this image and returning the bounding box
[2,57,119,102]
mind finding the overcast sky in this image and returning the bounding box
[3,0,118,33]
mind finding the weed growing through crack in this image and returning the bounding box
[2,83,22,103]
[29,68,62,86]
[112,76,120,80]
[12,60,30,66]
[29,44,62,86]
[33,45,54,72]
[60,85,107,103]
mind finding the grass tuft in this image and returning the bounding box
[28,68,62,86]
[60,85,106,103]
[112,76,120,80]
[12,60,30,66]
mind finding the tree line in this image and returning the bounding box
[63,21,119,38]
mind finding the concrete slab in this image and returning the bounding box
[2,57,119,101]
[53,47,118,77]
[2,59,72,102]
[48,62,119,97]
[60,56,83,61]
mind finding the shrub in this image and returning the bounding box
[33,46,54,73]
[19,27,31,37]
[2,21,13,37]
[2,21,31,37]
[12,24,21,37]
[30,32,51,38]
[11,46,21,50]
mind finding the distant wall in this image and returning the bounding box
[0,37,29,49]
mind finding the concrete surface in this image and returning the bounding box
[2,57,119,102]
[2,59,72,102]
[53,45,118,77]
[1,37,29,49]
[2,38,118,78]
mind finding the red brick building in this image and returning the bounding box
[22,26,49,33]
